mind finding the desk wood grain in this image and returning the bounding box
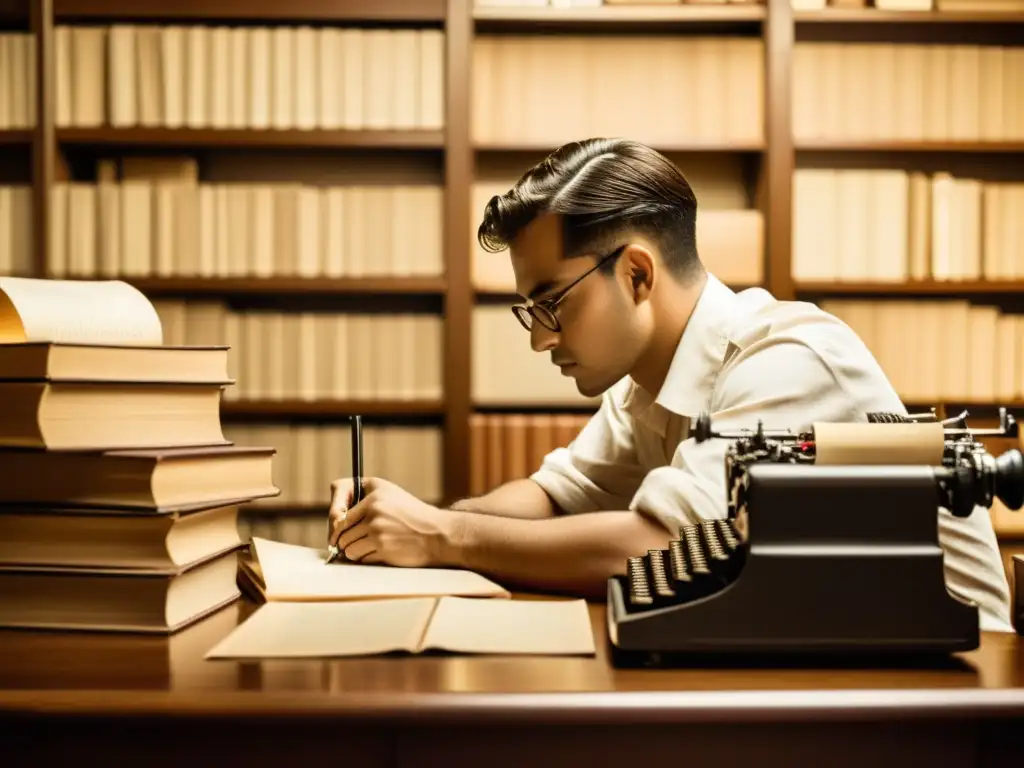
[1,597,1022,767]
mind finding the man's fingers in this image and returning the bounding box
[344,535,376,563]
[360,551,384,564]
[336,519,369,551]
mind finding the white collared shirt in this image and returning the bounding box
[531,273,1014,632]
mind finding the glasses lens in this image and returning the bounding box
[512,306,533,330]
[533,305,559,331]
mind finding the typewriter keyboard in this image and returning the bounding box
[625,518,744,611]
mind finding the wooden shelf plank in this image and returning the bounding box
[795,280,1024,296]
[795,9,1024,23]
[53,0,445,22]
[57,128,445,149]
[474,3,765,29]
[797,140,1024,153]
[113,276,447,297]
[476,140,765,153]
[222,399,446,417]
[0,130,31,146]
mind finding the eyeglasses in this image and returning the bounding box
[511,244,628,333]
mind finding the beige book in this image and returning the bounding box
[363,30,393,129]
[391,30,420,130]
[240,537,511,602]
[836,171,871,280]
[206,595,594,660]
[980,46,1005,142]
[317,28,341,130]
[136,26,162,127]
[71,26,106,128]
[227,27,248,129]
[340,28,364,130]
[107,25,136,127]
[995,314,1017,401]
[271,27,294,129]
[418,29,445,130]
[0,547,241,634]
[96,180,121,277]
[893,45,926,142]
[923,45,950,142]
[185,26,208,127]
[0,502,242,570]
[208,27,230,129]
[47,183,68,277]
[68,183,97,277]
[908,172,931,280]
[161,26,185,128]
[251,186,274,277]
[293,26,318,131]
[198,184,216,276]
[54,26,72,127]
[949,45,980,141]
[247,27,271,129]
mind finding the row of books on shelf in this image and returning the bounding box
[793,170,1024,283]
[223,423,443,510]
[0,277,278,633]
[793,42,1024,144]
[49,173,444,280]
[468,413,590,497]
[822,299,1024,404]
[472,36,763,146]
[0,34,33,131]
[0,187,32,277]
[55,25,445,132]
[153,300,444,403]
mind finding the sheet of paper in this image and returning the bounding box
[204,599,437,659]
[422,597,596,656]
[0,277,163,346]
[251,537,511,601]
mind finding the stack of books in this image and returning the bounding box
[0,276,279,633]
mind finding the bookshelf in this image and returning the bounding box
[3,0,1023,527]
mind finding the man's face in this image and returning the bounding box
[509,215,645,398]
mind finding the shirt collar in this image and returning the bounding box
[620,273,741,429]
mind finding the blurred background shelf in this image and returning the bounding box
[53,0,447,23]
[56,128,446,150]
[119,277,448,297]
[221,400,446,418]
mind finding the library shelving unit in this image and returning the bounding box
[8,0,1024,523]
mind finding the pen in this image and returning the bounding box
[326,414,363,565]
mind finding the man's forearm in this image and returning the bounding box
[439,509,672,599]
[449,478,558,520]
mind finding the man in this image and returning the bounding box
[328,137,1013,632]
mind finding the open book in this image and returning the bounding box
[0,277,228,382]
[239,537,511,601]
[205,596,596,659]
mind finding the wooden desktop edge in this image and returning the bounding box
[2,687,1024,724]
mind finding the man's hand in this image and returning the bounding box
[328,477,452,567]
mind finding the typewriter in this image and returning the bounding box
[607,408,1024,664]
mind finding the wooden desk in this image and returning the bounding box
[1,598,1023,767]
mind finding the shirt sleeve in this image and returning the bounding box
[628,339,863,533]
[529,382,648,515]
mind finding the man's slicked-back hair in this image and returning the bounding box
[477,138,701,281]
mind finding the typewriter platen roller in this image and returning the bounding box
[607,408,1024,664]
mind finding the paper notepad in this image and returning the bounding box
[205,596,596,659]
[239,537,511,601]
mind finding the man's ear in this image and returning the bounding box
[625,247,655,303]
